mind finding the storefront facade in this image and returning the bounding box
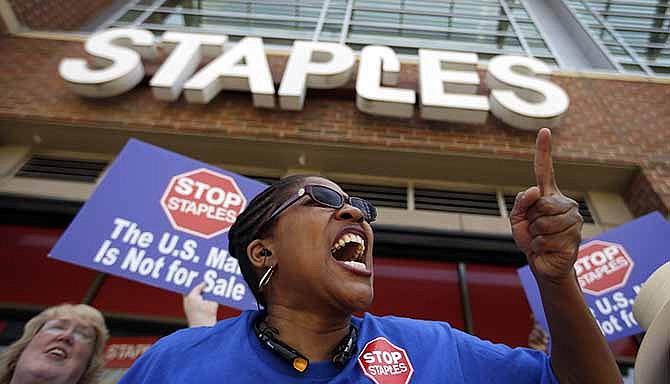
[1,0,669,376]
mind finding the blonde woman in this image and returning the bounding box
[0,304,109,384]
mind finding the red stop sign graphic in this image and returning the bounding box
[358,337,414,384]
[574,240,634,296]
[160,168,247,239]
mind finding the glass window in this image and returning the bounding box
[634,47,670,64]
[606,43,635,61]
[565,0,670,76]
[516,22,543,39]
[621,63,646,74]
[162,0,324,18]
[116,10,142,23]
[537,57,559,68]
[650,65,670,75]
[102,0,554,61]
[527,38,552,56]
[575,11,599,25]
[507,6,529,19]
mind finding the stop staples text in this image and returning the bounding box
[161,168,247,239]
[358,337,414,384]
[574,240,634,296]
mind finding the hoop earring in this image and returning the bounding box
[258,265,276,292]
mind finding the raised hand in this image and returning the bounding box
[183,282,219,327]
[510,128,583,284]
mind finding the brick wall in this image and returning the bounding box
[625,171,669,217]
[0,35,669,215]
[8,0,114,30]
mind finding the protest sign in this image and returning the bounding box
[518,211,670,342]
[49,139,267,310]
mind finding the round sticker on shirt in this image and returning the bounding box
[358,337,414,384]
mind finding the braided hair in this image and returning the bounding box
[228,175,310,307]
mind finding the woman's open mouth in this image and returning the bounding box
[330,230,371,276]
[45,346,68,360]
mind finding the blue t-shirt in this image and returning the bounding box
[119,311,558,383]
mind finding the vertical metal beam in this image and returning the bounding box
[498,0,532,57]
[296,0,300,29]
[133,0,169,27]
[400,0,405,37]
[0,0,23,33]
[579,0,653,75]
[647,0,668,61]
[313,0,331,41]
[184,0,201,28]
[458,262,474,335]
[495,5,510,50]
[97,0,144,30]
[497,190,510,219]
[339,0,354,45]
[448,0,454,39]
[522,0,617,71]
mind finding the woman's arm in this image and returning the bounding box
[510,128,621,384]
[537,272,621,383]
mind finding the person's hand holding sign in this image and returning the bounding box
[183,282,219,327]
[509,128,622,384]
[510,128,582,284]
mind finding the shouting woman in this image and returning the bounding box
[119,129,621,383]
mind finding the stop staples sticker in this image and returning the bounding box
[358,337,414,384]
[574,240,634,296]
[160,168,247,239]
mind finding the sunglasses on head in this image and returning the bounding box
[263,184,377,229]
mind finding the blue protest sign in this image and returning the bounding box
[49,139,268,310]
[518,212,670,342]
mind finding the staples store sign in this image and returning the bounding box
[59,29,570,131]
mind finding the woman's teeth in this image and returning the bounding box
[331,233,366,261]
[342,260,368,272]
[47,348,67,358]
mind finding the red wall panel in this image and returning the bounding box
[90,275,241,321]
[367,258,464,330]
[0,225,98,307]
[0,224,637,356]
[467,264,533,347]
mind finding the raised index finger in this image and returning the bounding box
[534,128,559,196]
